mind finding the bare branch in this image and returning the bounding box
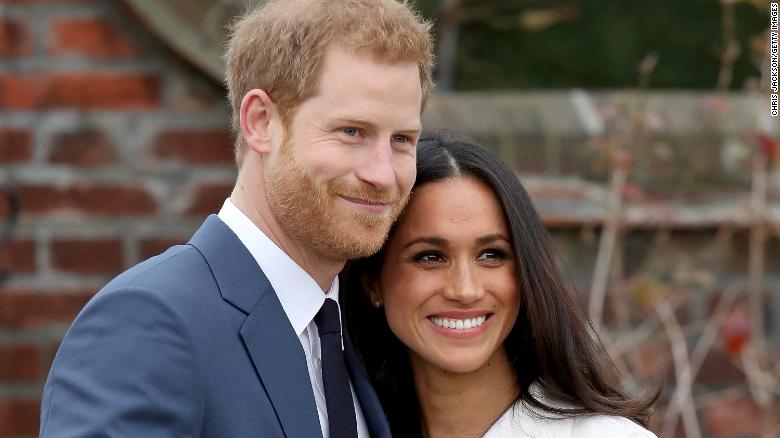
[657,300,702,438]
[662,282,742,431]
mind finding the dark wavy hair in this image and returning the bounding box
[342,133,657,437]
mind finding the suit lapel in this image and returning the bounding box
[189,216,322,438]
[241,291,322,438]
[343,327,392,438]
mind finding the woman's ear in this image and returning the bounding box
[362,275,383,309]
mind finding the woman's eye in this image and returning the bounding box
[343,127,359,137]
[414,252,443,263]
[477,249,506,262]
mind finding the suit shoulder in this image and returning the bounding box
[109,244,208,288]
[41,276,207,437]
[68,243,221,334]
[97,244,217,301]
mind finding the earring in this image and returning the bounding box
[372,299,382,308]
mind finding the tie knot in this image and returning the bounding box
[315,299,341,335]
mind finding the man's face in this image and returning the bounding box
[265,44,423,261]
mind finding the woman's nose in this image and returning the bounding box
[443,262,483,304]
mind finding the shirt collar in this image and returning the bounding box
[217,199,337,336]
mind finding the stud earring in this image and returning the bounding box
[372,299,382,308]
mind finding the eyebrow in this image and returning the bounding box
[330,116,372,126]
[476,234,511,245]
[402,233,510,250]
[402,236,447,250]
[330,117,422,134]
[398,122,423,134]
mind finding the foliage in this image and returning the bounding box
[416,0,769,90]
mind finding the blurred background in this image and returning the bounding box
[0,0,778,436]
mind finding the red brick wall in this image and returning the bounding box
[0,1,233,436]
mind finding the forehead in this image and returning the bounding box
[395,177,509,239]
[305,44,423,124]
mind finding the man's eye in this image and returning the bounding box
[392,134,409,143]
[343,127,359,137]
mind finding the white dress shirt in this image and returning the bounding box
[218,199,369,438]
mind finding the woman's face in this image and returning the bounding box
[371,176,520,374]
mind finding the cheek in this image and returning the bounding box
[381,288,416,344]
[299,154,345,185]
[395,156,416,191]
[381,278,415,318]
[482,264,520,304]
[495,272,521,317]
[380,269,430,329]
[289,139,345,180]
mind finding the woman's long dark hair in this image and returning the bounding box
[342,133,657,437]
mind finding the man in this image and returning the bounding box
[39,1,433,436]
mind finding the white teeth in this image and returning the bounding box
[430,315,488,330]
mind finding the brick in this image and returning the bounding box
[49,129,117,166]
[138,238,183,260]
[0,129,32,164]
[0,19,33,57]
[701,393,762,437]
[0,398,39,437]
[0,239,36,273]
[0,345,40,381]
[152,129,234,164]
[50,18,139,58]
[0,73,160,110]
[185,183,232,216]
[51,238,122,274]
[0,289,94,329]
[0,186,20,224]
[17,183,157,217]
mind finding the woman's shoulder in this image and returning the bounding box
[570,414,658,438]
[483,404,658,438]
[483,405,571,438]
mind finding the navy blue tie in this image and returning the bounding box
[315,299,358,438]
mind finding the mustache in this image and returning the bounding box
[329,183,404,205]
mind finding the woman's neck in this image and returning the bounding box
[411,350,519,438]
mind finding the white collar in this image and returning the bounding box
[217,199,336,336]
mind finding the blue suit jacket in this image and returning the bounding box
[40,215,391,437]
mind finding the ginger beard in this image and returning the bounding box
[265,135,409,261]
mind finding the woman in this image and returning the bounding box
[343,133,658,437]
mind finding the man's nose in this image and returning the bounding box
[355,139,395,191]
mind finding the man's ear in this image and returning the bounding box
[239,89,279,154]
[361,275,383,308]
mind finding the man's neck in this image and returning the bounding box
[229,187,343,292]
[411,351,519,438]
